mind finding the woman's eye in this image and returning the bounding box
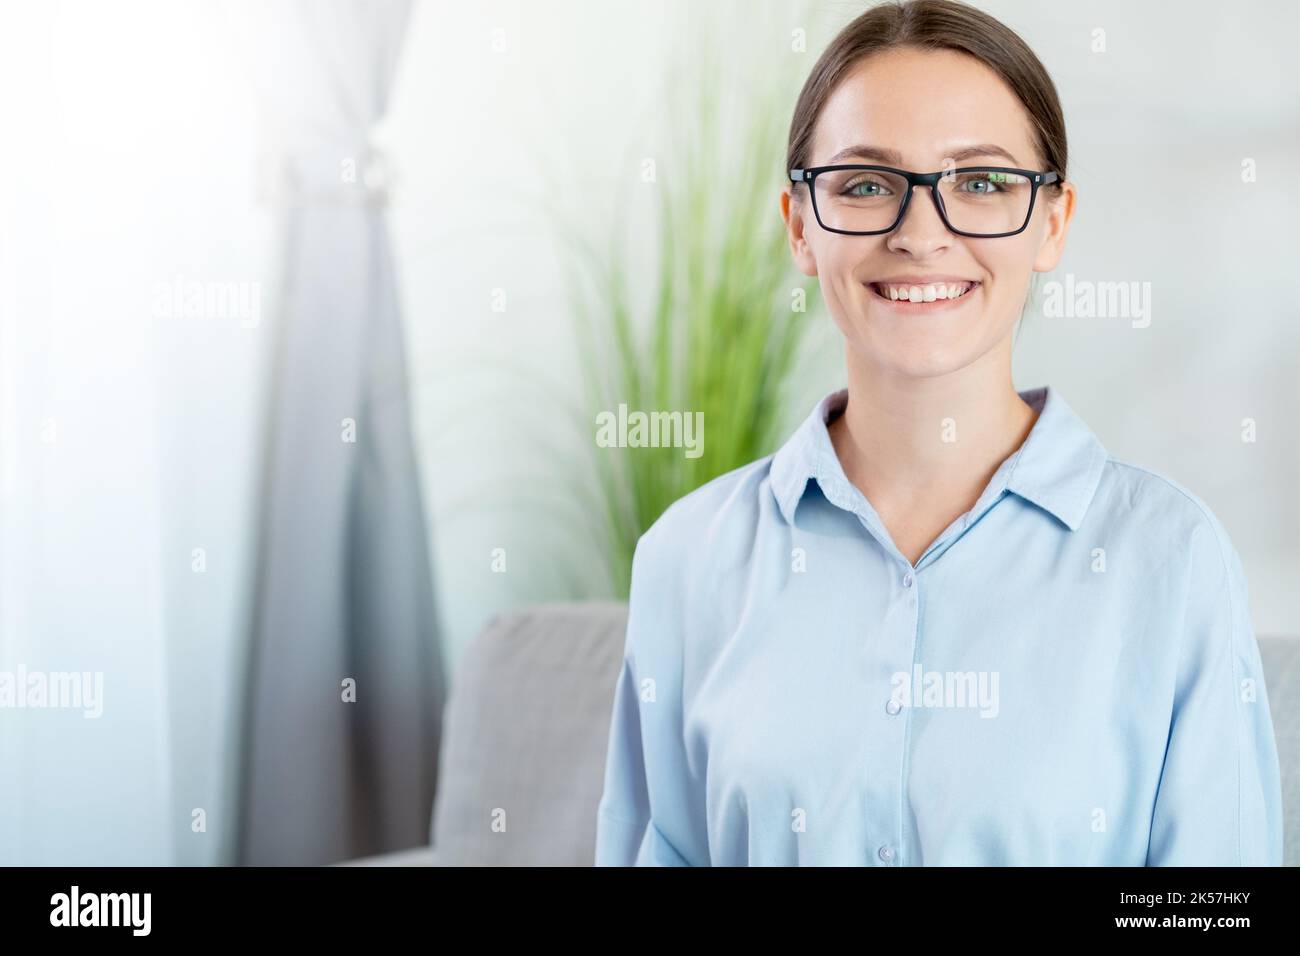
[956,172,1021,195]
[846,179,889,197]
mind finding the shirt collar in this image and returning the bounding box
[770,385,1110,532]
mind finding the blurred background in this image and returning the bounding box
[0,0,1296,866]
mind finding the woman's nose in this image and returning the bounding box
[885,185,952,256]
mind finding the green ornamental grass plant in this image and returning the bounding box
[561,23,822,598]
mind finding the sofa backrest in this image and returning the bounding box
[429,602,628,865]
[1259,636,1299,865]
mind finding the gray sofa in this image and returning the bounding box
[347,601,1300,866]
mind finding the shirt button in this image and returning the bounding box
[885,699,902,715]
[902,571,913,588]
[878,844,895,862]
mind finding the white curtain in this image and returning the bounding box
[235,0,444,866]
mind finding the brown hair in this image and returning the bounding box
[787,0,1067,192]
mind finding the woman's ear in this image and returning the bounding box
[1032,180,1076,273]
[781,187,819,277]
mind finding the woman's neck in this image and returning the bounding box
[827,344,1040,536]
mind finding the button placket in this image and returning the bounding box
[888,566,915,714]
[883,558,919,868]
[864,542,917,870]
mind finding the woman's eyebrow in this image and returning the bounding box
[824,144,905,165]
[822,143,1021,166]
[946,144,1020,164]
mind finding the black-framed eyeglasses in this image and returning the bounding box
[789,164,1060,238]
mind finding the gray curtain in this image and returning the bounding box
[236,0,444,866]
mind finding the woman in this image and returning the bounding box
[593,0,1283,866]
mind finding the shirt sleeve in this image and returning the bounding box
[1145,517,1284,865]
[593,527,696,866]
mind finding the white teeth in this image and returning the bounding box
[877,281,974,302]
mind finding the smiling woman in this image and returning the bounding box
[594,0,1283,867]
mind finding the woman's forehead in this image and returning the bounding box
[811,48,1040,168]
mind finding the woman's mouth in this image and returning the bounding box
[868,280,980,308]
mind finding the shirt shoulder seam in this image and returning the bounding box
[1105,459,1236,566]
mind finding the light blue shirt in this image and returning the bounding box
[594,385,1284,865]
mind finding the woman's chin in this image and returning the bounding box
[849,335,978,380]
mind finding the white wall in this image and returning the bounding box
[382,0,1300,673]
[0,0,271,864]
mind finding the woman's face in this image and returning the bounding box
[782,47,1076,379]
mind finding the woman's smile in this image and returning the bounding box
[867,277,981,312]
